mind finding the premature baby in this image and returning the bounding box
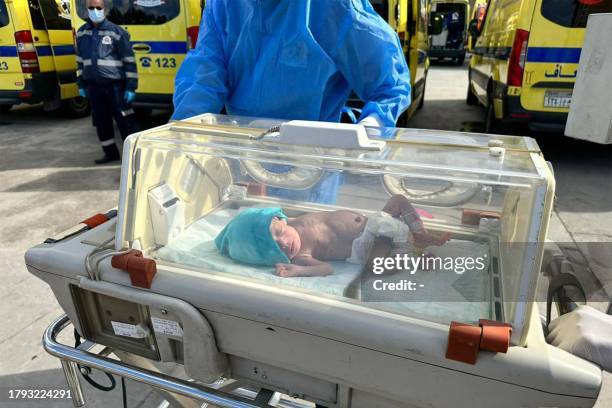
[215,195,448,278]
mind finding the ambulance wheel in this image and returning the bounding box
[134,107,153,117]
[466,83,478,106]
[0,104,12,113]
[62,97,90,118]
[485,99,501,134]
[417,84,425,110]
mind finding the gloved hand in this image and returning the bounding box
[124,90,135,104]
[78,88,87,98]
[358,114,384,127]
[547,305,612,371]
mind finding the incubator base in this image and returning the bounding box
[26,217,601,408]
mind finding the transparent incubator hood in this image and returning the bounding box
[116,114,554,345]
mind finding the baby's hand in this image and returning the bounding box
[275,263,304,278]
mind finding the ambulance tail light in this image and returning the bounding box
[15,30,40,74]
[186,26,199,50]
[508,29,529,87]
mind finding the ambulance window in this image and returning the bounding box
[39,0,72,30]
[76,0,180,25]
[0,0,9,28]
[419,0,428,34]
[27,0,47,30]
[541,0,611,28]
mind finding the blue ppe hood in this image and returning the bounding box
[215,207,290,266]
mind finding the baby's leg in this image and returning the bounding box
[383,195,450,248]
[382,195,424,232]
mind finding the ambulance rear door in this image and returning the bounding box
[0,0,25,101]
[520,0,611,114]
[36,0,78,99]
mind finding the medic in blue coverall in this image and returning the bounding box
[172,0,411,203]
[76,0,138,164]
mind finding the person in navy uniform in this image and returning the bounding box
[76,0,138,164]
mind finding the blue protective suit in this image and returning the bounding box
[172,0,411,127]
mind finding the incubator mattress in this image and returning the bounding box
[155,208,363,298]
[155,208,492,322]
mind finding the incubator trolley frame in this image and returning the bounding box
[43,314,304,408]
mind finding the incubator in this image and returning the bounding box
[26,114,602,407]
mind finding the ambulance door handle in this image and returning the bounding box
[132,44,151,53]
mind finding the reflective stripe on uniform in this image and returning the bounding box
[100,139,115,147]
[122,56,135,63]
[82,59,92,66]
[76,30,93,37]
[76,69,82,76]
[76,56,83,63]
[125,72,138,78]
[121,108,135,117]
[98,30,121,41]
[97,59,123,67]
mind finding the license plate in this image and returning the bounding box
[544,91,572,108]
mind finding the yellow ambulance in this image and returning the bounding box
[429,0,470,64]
[468,0,611,133]
[365,0,433,125]
[0,0,88,115]
[69,0,202,110]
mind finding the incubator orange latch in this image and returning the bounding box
[81,213,110,229]
[446,321,483,364]
[446,320,512,364]
[111,250,157,289]
[479,319,513,353]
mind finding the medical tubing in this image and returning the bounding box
[121,377,127,408]
[85,239,133,281]
[74,329,117,392]
[84,236,115,280]
[92,249,133,281]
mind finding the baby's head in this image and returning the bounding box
[215,207,301,266]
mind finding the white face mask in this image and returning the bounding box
[88,8,105,23]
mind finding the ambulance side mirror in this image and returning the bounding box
[429,14,443,35]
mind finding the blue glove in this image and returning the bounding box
[124,90,135,104]
[78,88,87,98]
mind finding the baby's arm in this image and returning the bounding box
[276,255,333,278]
